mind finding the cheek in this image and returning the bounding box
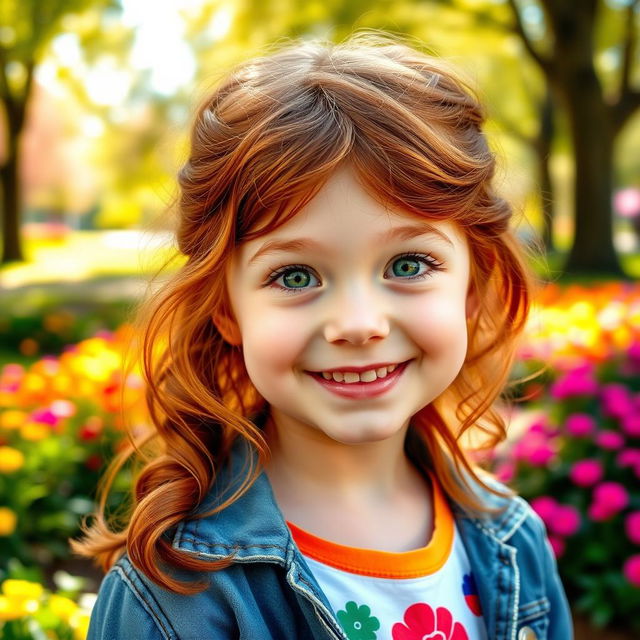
[241,308,307,379]
[408,296,469,358]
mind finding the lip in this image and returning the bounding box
[305,360,412,400]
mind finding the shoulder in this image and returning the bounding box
[453,471,550,549]
[88,556,178,640]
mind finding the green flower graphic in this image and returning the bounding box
[337,601,380,640]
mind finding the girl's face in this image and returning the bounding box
[220,164,474,447]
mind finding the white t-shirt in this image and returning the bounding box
[287,474,488,640]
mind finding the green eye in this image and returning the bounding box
[282,270,311,288]
[391,256,422,277]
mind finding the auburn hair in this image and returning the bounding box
[71,31,538,594]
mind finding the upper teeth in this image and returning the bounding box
[321,364,398,383]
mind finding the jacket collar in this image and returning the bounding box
[172,440,293,564]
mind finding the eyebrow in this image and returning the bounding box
[247,223,455,266]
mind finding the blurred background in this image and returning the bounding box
[0,1,639,638]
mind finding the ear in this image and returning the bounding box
[212,311,242,346]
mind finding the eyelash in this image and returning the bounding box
[265,253,444,295]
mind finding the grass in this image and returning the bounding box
[0,230,183,288]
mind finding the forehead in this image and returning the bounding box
[237,165,469,265]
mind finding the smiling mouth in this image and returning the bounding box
[305,360,412,384]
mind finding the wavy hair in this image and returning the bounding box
[71,31,538,594]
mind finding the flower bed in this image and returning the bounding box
[491,281,640,633]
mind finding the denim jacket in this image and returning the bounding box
[88,443,572,640]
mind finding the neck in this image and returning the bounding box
[263,412,421,508]
[262,411,434,550]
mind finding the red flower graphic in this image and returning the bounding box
[392,603,469,640]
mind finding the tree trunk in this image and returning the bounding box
[536,91,555,251]
[0,138,24,264]
[559,72,624,276]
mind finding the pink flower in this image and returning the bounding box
[621,413,640,437]
[531,496,559,523]
[595,430,625,450]
[2,363,25,376]
[629,341,640,362]
[392,603,468,640]
[50,400,76,418]
[588,501,613,522]
[547,505,581,537]
[548,535,566,558]
[550,370,598,400]
[30,408,59,426]
[601,383,634,419]
[569,459,603,487]
[623,555,640,587]
[494,461,514,483]
[512,432,556,467]
[527,443,556,467]
[527,418,557,436]
[625,512,640,545]
[564,413,597,437]
[617,448,640,468]
[593,482,630,512]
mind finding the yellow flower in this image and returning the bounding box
[0,410,27,430]
[22,373,45,393]
[70,609,91,640]
[20,422,49,441]
[0,507,17,536]
[0,447,24,473]
[2,580,43,600]
[0,580,42,617]
[0,594,22,620]
[49,594,78,623]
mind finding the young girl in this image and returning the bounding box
[74,32,572,640]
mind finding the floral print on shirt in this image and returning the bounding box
[462,573,482,616]
[391,602,469,640]
[337,601,380,640]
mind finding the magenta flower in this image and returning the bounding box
[30,408,59,426]
[569,459,603,487]
[548,505,581,537]
[564,413,597,437]
[621,413,640,437]
[531,496,559,523]
[617,448,640,468]
[548,535,566,558]
[550,369,598,400]
[601,383,634,419]
[623,555,640,587]
[494,461,514,483]
[588,501,613,522]
[625,512,640,545]
[629,341,640,362]
[527,443,556,467]
[513,432,556,467]
[593,482,630,512]
[595,430,625,450]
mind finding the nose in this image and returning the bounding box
[323,284,391,345]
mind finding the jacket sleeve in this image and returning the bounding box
[87,564,174,640]
[529,509,574,640]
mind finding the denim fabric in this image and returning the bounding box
[88,442,573,640]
